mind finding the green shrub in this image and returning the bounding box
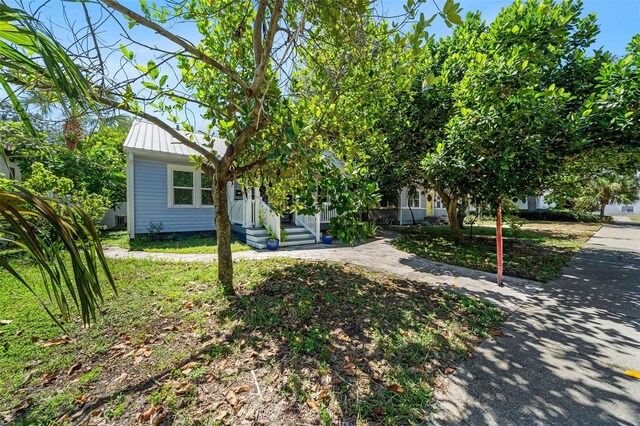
[514,209,612,223]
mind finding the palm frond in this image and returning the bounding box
[0,185,115,328]
[0,4,96,137]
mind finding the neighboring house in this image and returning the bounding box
[101,203,128,230]
[123,120,336,248]
[514,190,640,215]
[603,197,640,215]
[0,156,22,182]
[514,193,556,211]
[370,187,448,225]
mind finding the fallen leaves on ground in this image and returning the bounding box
[169,380,193,395]
[136,404,165,424]
[488,328,505,337]
[67,362,82,376]
[180,361,199,375]
[386,383,404,393]
[43,335,72,347]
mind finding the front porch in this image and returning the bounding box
[228,186,336,249]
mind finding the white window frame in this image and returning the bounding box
[200,172,214,207]
[167,165,214,208]
[409,191,421,208]
[434,194,443,209]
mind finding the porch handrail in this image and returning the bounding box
[229,200,245,225]
[256,200,280,240]
[320,202,337,223]
[295,213,318,241]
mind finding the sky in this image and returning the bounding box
[378,0,640,56]
[8,0,640,131]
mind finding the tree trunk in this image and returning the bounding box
[213,175,235,296]
[599,199,606,220]
[457,197,468,229]
[446,196,462,243]
[408,202,416,225]
[496,198,504,286]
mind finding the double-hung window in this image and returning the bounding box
[201,173,214,206]
[168,165,214,208]
[434,194,443,209]
[409,191,421,208]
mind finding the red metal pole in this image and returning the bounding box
[496,198,503,286]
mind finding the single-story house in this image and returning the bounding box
[369,187,448,225]
[123,120,336,248]
[514,194,555,211]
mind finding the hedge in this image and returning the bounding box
[514,209,612,223]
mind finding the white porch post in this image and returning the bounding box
[314,190,321,242]
[243,188,251,228]
[274,211,281,241]
[315,212,321,242]
[398,189,403,225]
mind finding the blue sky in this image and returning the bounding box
[42,0,639,57]
[9,0,639,130]
[377,0,639,56]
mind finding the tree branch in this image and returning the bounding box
[99,0,252,95]
[95,94,220,166]
[250,0,284,93]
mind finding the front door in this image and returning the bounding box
[281,195,294,225]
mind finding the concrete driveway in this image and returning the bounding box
[432,222,640,425]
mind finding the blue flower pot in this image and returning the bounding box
[266,239,280,250]
[322,235,333,244]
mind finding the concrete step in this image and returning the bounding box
[246,238,318,249]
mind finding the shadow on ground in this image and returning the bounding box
[53,262,506,425]
[433,243,640,425]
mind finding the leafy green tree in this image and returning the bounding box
[4,0,464,295]
[424,0,599,282]
[368,12,493,236]
[8,120,130,207]
[580,35,640,151]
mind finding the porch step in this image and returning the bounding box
[240,225,318,249]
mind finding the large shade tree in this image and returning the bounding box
[3,0,464,295]
[423,0,601,283]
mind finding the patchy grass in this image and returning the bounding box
[393,221,601,282]
[628,215,640,222]
[101,231,250,254]
[0,257,505,425]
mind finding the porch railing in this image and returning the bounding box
[320,202,337,223]
[230,200,245,225]
[256,200,280,240]
[231,198,337,242]
[295,213,320,242]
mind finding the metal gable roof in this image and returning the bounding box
[123,120,227,159]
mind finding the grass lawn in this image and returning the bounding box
[629,215,640,222]
[0,257,505,425]
[101,231,250,254]
[393,221,601,282]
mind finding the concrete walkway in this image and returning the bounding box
[104,232,541,314]
[432,222,640,425]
